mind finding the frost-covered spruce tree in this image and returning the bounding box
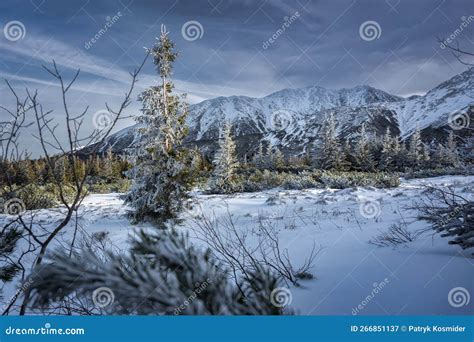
[379,127,394,171]
[444,131,460,166]
[341,138,354,170]
[353,123,375,171]
[0,225,22,303]
[124,26,191,223]
[25,229,284,315]
[318,113,343,170]
[393,135,406,170]
[209,122,240,193]
[378,128,404,171]
[421,143,431,166]
[272,147,285,169]
[419,187,473,255]
[253,141,266,169]
[265,143,274,168]
[433,132,460,167]
[407,126,423,167]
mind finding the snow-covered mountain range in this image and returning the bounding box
[93,67,474,157]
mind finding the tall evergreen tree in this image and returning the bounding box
[353,123,375,171]
[379,127,394,171]
[421,143,431,166]
[272,147,285,169]
[210,122,239,192]
[253,141,265,169]
[434,131,460,167]
[318,113,343,170]
[407,126,423,167]
[379,128,403,171]
[444,131,460,166]
[124,26,191,223]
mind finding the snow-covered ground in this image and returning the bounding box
[2,176,473,315]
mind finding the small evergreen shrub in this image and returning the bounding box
[1,183,76,210]
[281,172,319,190]
[26,229,285,315]
[314,170,400,189]
[206,169,399,194]
[402,166,474,179]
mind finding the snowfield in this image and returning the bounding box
[2,175,473,315]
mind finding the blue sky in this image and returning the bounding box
[1,0,473,153]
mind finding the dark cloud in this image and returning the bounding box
[1,0,473,154]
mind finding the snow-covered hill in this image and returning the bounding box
[389,67,474,138]
[92,67,474,156]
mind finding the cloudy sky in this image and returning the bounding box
[1,0,473,153]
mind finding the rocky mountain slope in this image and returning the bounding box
[92,67,474,158]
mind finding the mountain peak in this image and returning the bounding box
[97,67,473,156]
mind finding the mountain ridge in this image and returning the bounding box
[91,67,474,157]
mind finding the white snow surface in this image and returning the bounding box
[1,175,473,315]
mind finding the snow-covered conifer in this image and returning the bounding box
[379,127,395,170]
[318,113,343,170]
[353,123,375,171]
[0,225,22,304]
[407,126,423,167]
[272,147,285,169]
[209,122,240,193]
[433,132,460,167]
[124,26,191,223]
[26,229,283,315]
[253,141,266,168]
